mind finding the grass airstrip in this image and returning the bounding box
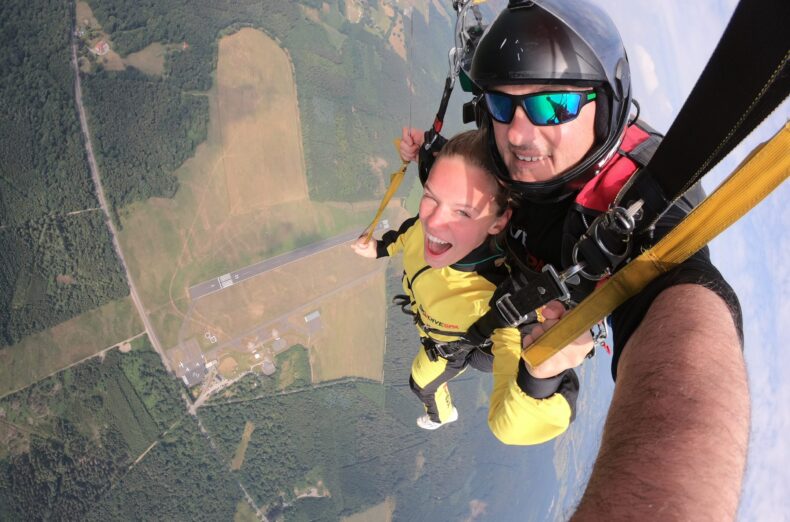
[5,20,406,398]
[230,421,255,470]
[116,27,403,383]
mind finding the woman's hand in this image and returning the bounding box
[351,236,378,258]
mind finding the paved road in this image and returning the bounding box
[71,38,171,373]
[189,228,366,301]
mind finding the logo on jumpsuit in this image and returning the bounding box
[418,305,459,330]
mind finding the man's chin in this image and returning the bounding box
[508,161,555,183]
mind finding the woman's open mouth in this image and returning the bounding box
[424,231,452,256]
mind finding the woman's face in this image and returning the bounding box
[419,155,511,268]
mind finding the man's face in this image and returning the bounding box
[491,84,596,183]
[419,155,511,268]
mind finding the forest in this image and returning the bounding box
[0,0,97,226]
[81,0,455,206]
[0,0,129,347]
[0,337,241,521]
[0,260,548,521]
[0,212,129,345]
[81,67,208,210]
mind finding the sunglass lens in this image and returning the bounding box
[524,93,583,125]
[484,92,516,123]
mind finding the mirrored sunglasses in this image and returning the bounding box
[483,90,597,126]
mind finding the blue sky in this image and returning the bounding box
[596,1,789,518]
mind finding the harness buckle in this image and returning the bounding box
[421,336,487,362]
[541,263,579,303]
[495,292,533,327]
[392,294,414,316]
[572,203,640,281]
[589,318,611,355]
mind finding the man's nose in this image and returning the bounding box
[507,105,536,144]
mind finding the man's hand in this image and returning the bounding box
[400,127,425,163]
[351,236,378,258]
[522,300,594,379]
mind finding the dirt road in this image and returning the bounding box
[70,39,171,373]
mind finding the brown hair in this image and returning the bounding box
[433,130,511,215]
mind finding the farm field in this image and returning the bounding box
[0,297,142,397]
[76,1,176,75]
[310,270,386,383]
[117,27,392,351]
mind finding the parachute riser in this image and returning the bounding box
[418,0,487,184]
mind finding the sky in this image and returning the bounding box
[595,1,789,519]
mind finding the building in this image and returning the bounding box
[304,310,322,335]
[172,338,207,388]
[93,40,110,55]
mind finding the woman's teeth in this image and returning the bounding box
[426,232,452,255]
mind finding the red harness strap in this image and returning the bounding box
[574,125,651,213]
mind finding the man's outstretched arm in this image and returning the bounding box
[573,284,749,520]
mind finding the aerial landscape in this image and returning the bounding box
[3,0,561,519]
[1,0,787,520]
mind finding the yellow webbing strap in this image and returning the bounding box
[523,122,790,368]
[363,139,409,243]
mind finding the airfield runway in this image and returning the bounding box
[188,228,366,301]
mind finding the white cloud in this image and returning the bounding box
[633,44,659,93]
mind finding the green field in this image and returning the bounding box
[276,345,312,390]
[0,335,266,520]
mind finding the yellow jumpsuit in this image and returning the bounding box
[377,217,578,445]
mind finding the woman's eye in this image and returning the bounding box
[457,210,471,218]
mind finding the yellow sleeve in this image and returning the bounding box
[376,216,418,258]
[487,327,575,445]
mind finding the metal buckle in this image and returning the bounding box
[434,342,452,359]
[572,204,640,281]
[541,264,581,303]
[495,293,531,327]
[495,264,582,327]
[590,319,611,354]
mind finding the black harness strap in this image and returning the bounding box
[618,0,789,227]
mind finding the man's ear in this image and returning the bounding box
[488,207,512,235]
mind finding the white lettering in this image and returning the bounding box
[510,227,528,247]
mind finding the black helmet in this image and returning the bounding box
[468,0,632,200]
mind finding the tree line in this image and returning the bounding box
[0,338,242,521]
[0,0,131,347]
[0,212,129,346]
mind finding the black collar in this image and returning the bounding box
[450,238,504,272]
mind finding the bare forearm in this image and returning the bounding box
[573,284,749,520]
